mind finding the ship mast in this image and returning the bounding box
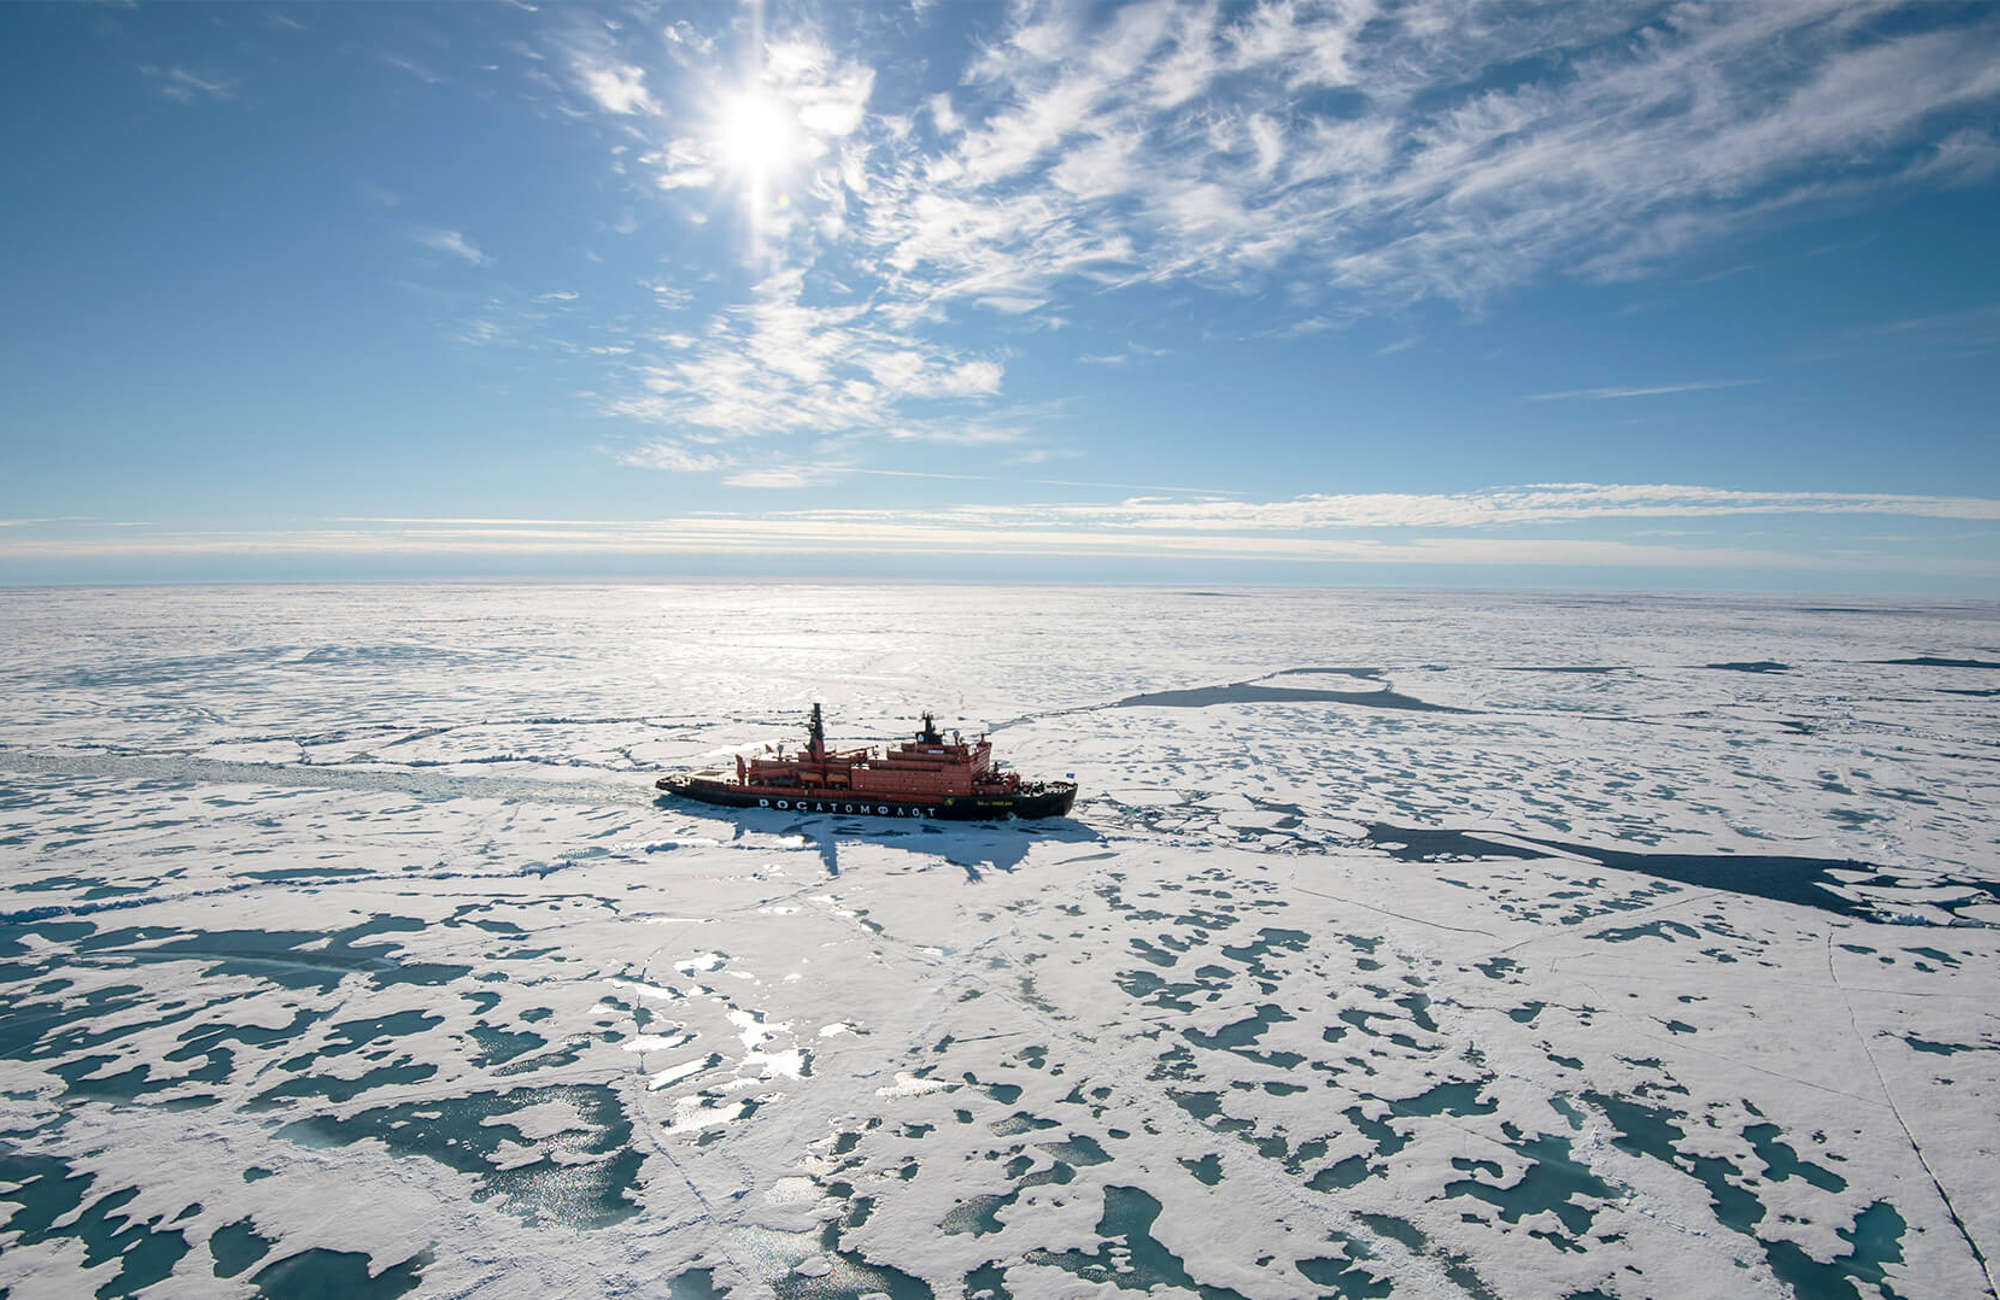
[807,702,826,762]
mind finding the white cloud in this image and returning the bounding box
[882,420,1022,446]
[1902,126,2000,185]
[14,484,1995,578]
[459,319,502,345]
[349,480,2000,540]
[927,93,960,136]
[642,139,715,191]
[885,1,2000,313]
[415,228,493,266]
[1527,380,1757,402]
[621,442,726,473]
[601,267,1008,441]
[145,66,234,103]
[723,464,847,489]
[575,58,658,115]
[546,2,2000,480]
[381,53,444,86]
[885,483,2000,531]
[784,53,873,139]
[975,295,1046,315]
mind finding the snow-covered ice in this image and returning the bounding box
[0,583,1995,1298]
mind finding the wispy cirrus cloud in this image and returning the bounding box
[533,0,2000,479]
[574,57,658,116]
[851,0,2000,317]
[1527,380,1759,402]
[350,480,2000,531]
[839,483,2000,532]
[413,227,492,266]
[11,481,1997,578]
[142,65,234,103]
[617,441,724,473]
[4,520,1767,569]
[380,52,445,86]
[722,465,846,489]
[600,267,1008,442]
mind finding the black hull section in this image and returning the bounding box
[655,774,1077,821]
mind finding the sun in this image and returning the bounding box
[715,90,796,182]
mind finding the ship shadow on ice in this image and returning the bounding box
[802,816,1103,880]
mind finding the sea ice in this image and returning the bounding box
[0,584,1995,1298]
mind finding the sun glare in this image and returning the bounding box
[716,90,796,181]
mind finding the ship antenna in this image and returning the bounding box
[918,710,942,744]
[808,702,826,761]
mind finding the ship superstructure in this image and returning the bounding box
[657,705,1077,820]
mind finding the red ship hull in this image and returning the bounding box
[655,705,1078,822]
[655,772,1077,820]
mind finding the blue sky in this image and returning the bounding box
[3,0,1998,591]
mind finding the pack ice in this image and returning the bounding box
[0,584,1995,1299]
